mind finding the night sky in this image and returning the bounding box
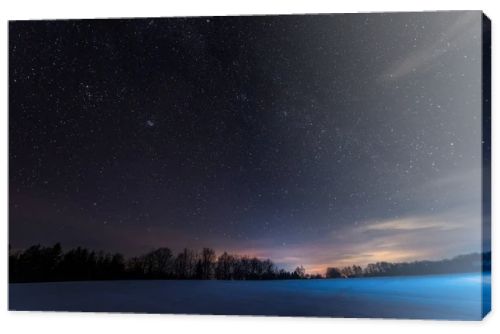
[9,12,488,273]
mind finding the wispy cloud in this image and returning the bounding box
[380,12,480,81]
[358,217,461,233]
[242,206,482,274]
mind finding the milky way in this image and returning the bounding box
[9,12,490,272]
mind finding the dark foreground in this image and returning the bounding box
[9,273,491,320]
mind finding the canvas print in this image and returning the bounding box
[9,11,491,320]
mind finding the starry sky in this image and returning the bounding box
[9,11,489,273]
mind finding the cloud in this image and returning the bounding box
[358,217,459,232]
[244,205,482,275]
[380,12,481,81]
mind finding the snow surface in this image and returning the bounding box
[9,273,491,320]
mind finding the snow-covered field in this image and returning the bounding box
[9,273,490,320]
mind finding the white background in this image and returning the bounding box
[0,1,497,333]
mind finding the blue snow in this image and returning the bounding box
[9,272,491,320]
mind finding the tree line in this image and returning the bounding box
[10,243,489,283]
[9,243,321,283]
[325,252,490,278]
